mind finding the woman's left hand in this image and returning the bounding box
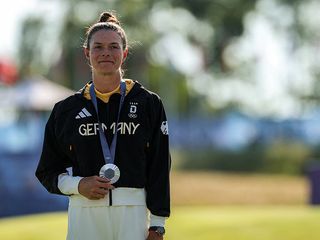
[146,231,163,240]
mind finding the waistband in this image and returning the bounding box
[69,187,146,207]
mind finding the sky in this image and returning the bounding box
[1,0,37,59]
[0,0,62,60]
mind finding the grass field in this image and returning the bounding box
[167,205,320,240]
[171,171,308,205]
[0,171,315,239]
[1,206,320,240]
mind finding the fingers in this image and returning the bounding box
[78,176,115,200]
[90,176,115,190]
[96,176,110,183]
[89,187,111,200]
[89,192,106,200]
[95,186,108,195]
[96,176,115,190]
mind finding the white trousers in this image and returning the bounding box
[66,205,148,240]
[66,188,149,240]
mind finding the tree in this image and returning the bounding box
[17,0,268,117]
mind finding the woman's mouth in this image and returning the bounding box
[99,60,113,64]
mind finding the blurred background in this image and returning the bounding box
[2,0,320,239]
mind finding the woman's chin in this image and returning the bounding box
[96,70,117,76]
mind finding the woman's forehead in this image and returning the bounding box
[90,30,123,45]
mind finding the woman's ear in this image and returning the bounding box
[122,48,129,63]
[84,48,90,60]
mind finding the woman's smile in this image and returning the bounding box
[86,30,126,76]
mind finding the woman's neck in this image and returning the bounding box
[92,73,121,93]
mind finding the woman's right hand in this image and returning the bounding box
[78,176,114,200]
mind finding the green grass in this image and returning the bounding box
[0,212,67,240]
[0,171,313,239]
[1,206,320,240]
[167,206,320,240]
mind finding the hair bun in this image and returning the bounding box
[98,12,120,25]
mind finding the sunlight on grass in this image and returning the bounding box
[166,206,320,240]
[0,212,67,240]
[1,206,320,240]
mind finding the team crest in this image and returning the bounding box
[128,102,138,118]
[161,121,169,135]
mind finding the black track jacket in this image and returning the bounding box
[35,81,171,217]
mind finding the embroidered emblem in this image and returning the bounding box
[161,121,169,135]
[128,102,138,118]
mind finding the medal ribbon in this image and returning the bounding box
[89,81,126,164]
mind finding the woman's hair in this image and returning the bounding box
[83,11,127,50]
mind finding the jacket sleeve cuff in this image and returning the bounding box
[150,214,166,227]
[58,173,83,195]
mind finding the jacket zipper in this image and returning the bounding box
[109,189,113,206]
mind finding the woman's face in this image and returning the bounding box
[85,30,128,76]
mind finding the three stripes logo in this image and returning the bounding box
[75,108,92,119]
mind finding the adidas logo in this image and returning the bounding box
[75,108,92,119]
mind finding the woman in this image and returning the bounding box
[36,11,170,240]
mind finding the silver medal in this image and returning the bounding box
[99,163,120,184]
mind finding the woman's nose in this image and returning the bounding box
[102,49,110,57]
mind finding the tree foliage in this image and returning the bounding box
[18,0,257,116]
[18,0,319,117]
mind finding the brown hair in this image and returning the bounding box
[83,11,127,50]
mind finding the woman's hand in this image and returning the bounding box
[146,231,163,240]
[78,176,114,200]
